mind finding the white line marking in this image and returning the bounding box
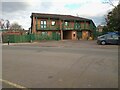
[0,79,30,90]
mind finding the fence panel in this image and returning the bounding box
[9,35,15,43]
[2,33,61,43]
[52,32,61,40]
[2,35,8,43]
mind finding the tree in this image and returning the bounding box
[0,19,10,29]
[103,0,120,32]
[106,3,120,31]
[10,22,23,31]
[102,26,109,34]
[5,20,10,29]
[0,19,5,29]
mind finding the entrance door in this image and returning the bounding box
[63,31,72,39]
[82,31,89,40]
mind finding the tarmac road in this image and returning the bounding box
[2,41,118,88]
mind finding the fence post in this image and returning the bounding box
[7,35,9,45]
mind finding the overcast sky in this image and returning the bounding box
[1,0,119,30]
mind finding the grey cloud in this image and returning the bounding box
[2,2,29,13]
[88,15,106,26]
[86,15,106,26]
[40,2,52,11]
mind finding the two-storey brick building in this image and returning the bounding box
[31,13,96,40]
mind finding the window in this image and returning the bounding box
[107,34,113,39]
[52,21,56,26]
[99,35,105,39]
[41,25,44,28]
[44,21,46,25]
[112,34,118,40]
[41,21,43,24]
[65,21,69,26]
[44,25,46,28]
[41,20,47,29]
[75,23,80,29]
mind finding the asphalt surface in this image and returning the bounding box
[2,40,118,88]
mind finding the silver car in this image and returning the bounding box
[97,33,119,45]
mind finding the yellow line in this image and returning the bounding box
[0,79,30,90]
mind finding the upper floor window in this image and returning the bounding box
[75,23,80,29]
[65,21,69,26]
[41,20,47,28]
[51,21,56,26]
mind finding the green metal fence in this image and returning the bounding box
[2,33,61,43]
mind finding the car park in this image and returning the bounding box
[97,32,120,45]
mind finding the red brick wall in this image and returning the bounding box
[32,16,36,33]
[31,16,92,40]
[2,31,22,35]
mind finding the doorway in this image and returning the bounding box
[63,31,72,39]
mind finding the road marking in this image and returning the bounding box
[0,79,30,90]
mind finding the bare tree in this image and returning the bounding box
[0,19,10,30]
[10,22,23,31]
[5,20,10,29]
[0,19,5,29]
[103,0,120,7]
[107,0,116,7]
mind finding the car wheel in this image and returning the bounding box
[101,41,106,45]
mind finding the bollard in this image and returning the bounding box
[8,40,9,45]
[7,37,9,45]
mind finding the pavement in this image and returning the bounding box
[2,40,119,49]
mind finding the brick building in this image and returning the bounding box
[97,25,104,33]
[31,13,96,40]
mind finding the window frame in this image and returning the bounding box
[64,21,69,26]
[40,20,47,29]
[75,23,80,29]
[51,21,56,26]
[112,34,119,40]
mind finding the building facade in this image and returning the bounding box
[31,13,96,40]
[97,25,104,33]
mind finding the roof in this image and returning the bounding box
[31,13,91,21]
[31,13,96,27]
[97,25,104,29]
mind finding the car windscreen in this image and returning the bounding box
[98,35,106,39]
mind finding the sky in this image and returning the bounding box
[1,0,119,30]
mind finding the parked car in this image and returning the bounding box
[97,32,120,45]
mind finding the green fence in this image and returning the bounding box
[2,33,61,43]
